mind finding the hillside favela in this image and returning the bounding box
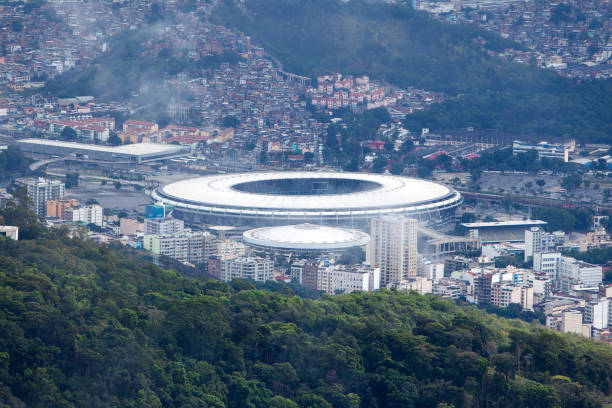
[0,0,611,407]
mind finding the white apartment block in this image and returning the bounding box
[490,282,534,310]
[317,264,380,295]
[557,257,602,289]
[584,299,609,330]
[369,216,417,286]
[512,140,570,162]
[389,276,433,295]
[65,204,103,226]
[16,177,64,216]
[144,217,184,235]
[533,252,561,279]
[533,253,602,290]
[217,239,247,259]
[524,227,543,261]
[220,256,274,282]
[143,231,217,265]
[433,278,468,299]
[418,261,444,283]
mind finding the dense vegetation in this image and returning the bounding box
[212,0,612,141]
[0,146,29,181]
[531,206,594,233]
[463,148,574,175]
[0,212,611,407]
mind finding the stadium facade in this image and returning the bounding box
[151,172,462,229]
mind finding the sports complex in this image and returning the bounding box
[151,172,462,228]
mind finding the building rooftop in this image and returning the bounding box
[243,223,370,250]
[17,138,186,156]
[157,172,458,212]
[461,220,547,228]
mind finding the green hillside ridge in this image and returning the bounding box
[0,210,611,407]
[212,0,612,141]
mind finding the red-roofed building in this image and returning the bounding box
[368,141,386,150]
[123,120,158,133]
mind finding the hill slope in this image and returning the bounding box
[212,0,612,140]
[0,228,611,407]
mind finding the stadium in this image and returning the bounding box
[151,172,462,228]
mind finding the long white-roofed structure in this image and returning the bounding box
[151,172,462,228]
[16,138,190,164]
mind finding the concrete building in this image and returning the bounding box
[143,231,217,265]
[533,252,561,279]
[119,218,144,235]
[600,284,612,299]
[534,253,602,290]
[217,239,247,259]
[433,278,468,299]
[317,264,380,295]
[290,260,319,290]
[0,190,13,209]
[418,261,444,283]
[17,139,190,165]
[474,272,494,304]
[16,177,64,216]
[585,299,609,329]
[0,226,18,240]
[490,282,534,310]
[144,217,184,235]
[389,276,433,295]
[215,256,274,282]
[524,227,543,262]
[512,140,570,162]
[65,204,103,226]
[46,198,79,218]
[547,311,589,337]
[532,275,553,303]
[461,220,547,244]
[369,216,418,286]
[557,257,602,290]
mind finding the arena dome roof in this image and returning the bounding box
[243,223,370,251]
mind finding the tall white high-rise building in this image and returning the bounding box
[16,177,64,217]
[369,216,417,286]
[584,299,609,330]
[524,227,543,262]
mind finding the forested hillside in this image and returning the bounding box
[212,0,612,141]
[0,225,611,407]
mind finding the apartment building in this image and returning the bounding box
[16,177,64,216]
[369,216,417,286]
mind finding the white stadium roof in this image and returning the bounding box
[151,172,462,225]
[157,172,453,211]
[243,223,370,250]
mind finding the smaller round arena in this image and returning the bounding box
[243,223,370,253]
